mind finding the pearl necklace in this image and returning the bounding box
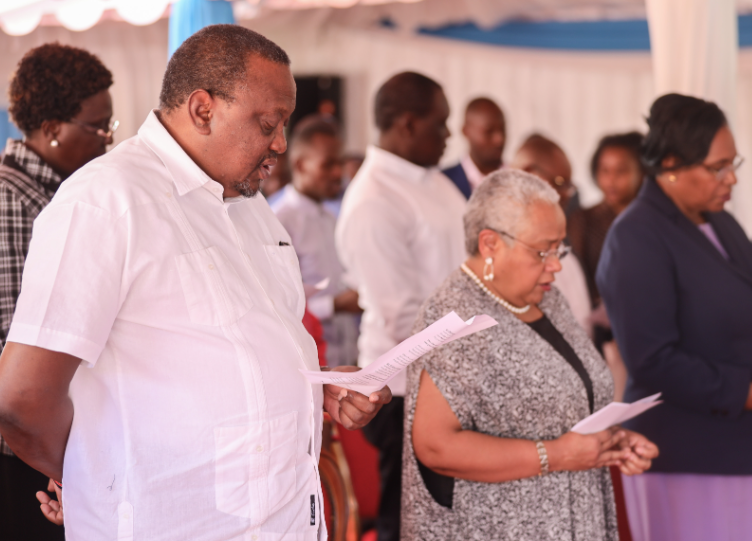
[460,263,531,314]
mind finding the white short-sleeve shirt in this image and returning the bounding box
[335,146,467,396]
[9,111,325,541]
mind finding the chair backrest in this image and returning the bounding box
[319,446,349,541]
[320,415,361,541]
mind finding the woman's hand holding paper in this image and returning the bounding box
[611,427,659,476]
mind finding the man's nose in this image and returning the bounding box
[270,127,287,154]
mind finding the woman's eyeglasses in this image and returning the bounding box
[69,119,119,140]
[489,228,571,263]
[702,155,744,181]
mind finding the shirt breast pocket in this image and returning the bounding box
[264,245,305,318]
[175,246,253,326]
[214,412,298,526]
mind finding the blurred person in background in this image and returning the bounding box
[272,115,361,367]
[442,97,506,199]
[569,132,644,401]
[336,71,466,541]
[261,150,291,205]
[0,42,114,541]
[403,170,657,541]
[511,134,591,334]
[598,93,752,541]
[324,151,364,217]
[569,132,644,307]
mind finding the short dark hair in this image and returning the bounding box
[465,97,504,120]
[160,24,290,111]
[8,43,113,136]
[289,115,340,159]
[590,131,644,179]
[642,93,727,176]
[374,71,442,131]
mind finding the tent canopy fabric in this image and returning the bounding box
[5,0,752,37]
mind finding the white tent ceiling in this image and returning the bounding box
[5,0,752,36]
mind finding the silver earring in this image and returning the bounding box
[483,257,494,281]
[50,139,59,147]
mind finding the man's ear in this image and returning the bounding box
[292,152,307,175]
[186,90,214,135]
[394,112,416,138]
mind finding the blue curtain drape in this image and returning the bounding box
[0,110,22,145]
[168,0,236,58]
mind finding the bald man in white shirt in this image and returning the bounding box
[511,134,592,335]
[0,25,389,541]
[336,72,466,541]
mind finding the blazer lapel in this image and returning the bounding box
[641,178,752,289]
[707,213,752,286]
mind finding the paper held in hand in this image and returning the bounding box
[571,393,663,434]
[300,311,498,395]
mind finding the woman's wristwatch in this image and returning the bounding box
[535,440,550,476]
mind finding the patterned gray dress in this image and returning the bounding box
[401,269,617,541]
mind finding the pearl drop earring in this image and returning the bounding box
[483,257,494,281]
[50,139,59,147]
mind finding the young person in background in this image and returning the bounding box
[443,97,506,199]
[272,115,361,367]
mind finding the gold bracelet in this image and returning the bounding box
[535,440,549,477]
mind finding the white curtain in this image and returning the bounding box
[646,0,752,232]
[1,14,752,231]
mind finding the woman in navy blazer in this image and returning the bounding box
[597,94,752,541]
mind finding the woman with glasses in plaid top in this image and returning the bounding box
[0,42,114,541]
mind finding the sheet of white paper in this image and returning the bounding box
[303,278,330,299]
[300,311,498,395]
[571,393,662,434]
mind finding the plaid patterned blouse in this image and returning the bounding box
[0,139,62,456]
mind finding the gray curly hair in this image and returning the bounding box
[463,169,560,255]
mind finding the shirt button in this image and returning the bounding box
[252,536,258,540]
[208,264,214,270]
[256,445,264,453]
[165,192,171,198]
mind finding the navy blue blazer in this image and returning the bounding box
[442,163,472,200]
[597,178,752,474]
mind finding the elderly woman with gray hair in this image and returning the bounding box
[400,169,658,541]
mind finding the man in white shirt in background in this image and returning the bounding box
[0,25,389,541]
[511,134,592,335]
[336,72,466,541]
[442,97,506,199]
[272,116,361,367]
